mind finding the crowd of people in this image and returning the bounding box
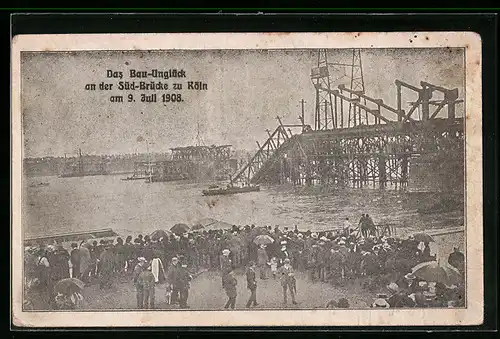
[23,215,465,310]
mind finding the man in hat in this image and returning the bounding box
[328,246,343,286]
[133,257,148,308]
[35,248,52,305]
[222,268,238,310]
[79,242,92,283]
[294,233,305,270]
[278,258,297,305]
[166,257,180,304]
[138,262,156,309]
[99,243,115,289]
[317,239,329,282]
[257,244,269,280]
[397,273,419,295]
[245,261,258,308]
[52,244,71,282]
[308,244,319,282]
[177,256,192,308]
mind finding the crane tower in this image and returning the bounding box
[311,49,366,130]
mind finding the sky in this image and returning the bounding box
[21,48,465,158]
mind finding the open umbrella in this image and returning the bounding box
[413,233,435,243]
[150,229,171,241]
[253,234,275,246]
[412,261,462,286]
[171,223,190,235]
[54,278,85,296]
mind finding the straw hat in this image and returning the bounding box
[137,257,147,262]
[372,298,390,308]
[404,273,417,280]
[222,249,230,255]
[338,240,346,245]
[280,240,287,245]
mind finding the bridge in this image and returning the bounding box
[230,49,464,192]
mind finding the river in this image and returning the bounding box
[23,174,464,240]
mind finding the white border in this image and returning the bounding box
[11,32,483,327]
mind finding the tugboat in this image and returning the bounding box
[202,181,260,196]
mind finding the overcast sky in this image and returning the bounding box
[22,48,464,158]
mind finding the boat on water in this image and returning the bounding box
[202,184,260,196]
[121,175,149,181]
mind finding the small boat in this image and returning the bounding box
[202,185,260,196]
[121,174,149,181]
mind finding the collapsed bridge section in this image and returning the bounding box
[231,76,464,193]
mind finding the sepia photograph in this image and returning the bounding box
[11,32,483,327]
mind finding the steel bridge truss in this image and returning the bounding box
[231,69,464,190]
[230,117,307,185]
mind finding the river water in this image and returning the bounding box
[23,174,464,240]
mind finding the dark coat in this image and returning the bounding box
[138,270,155,289]
[246,266,257,290]
[278,264,295,287]
[388,293,416,308]
[176,266,192,289]
[133,263,145,286]
[257,248,268,265]
[166,263,179,285]
[223,273,238,297]
[277,249,290,266]
[70,249,81,267]
[220,255,232,275]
